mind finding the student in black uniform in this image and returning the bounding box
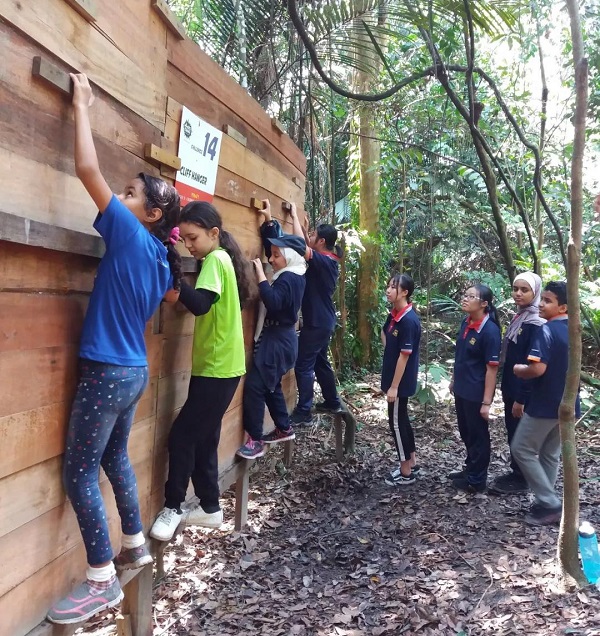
[286,203,343,425]
[489,272,545,495]
[236,200,306,459]
[449,284,501,493]
[380,274,421,486]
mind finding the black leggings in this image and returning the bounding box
[388,397,416,462]
[164,375,240,513]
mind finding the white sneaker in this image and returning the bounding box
[149,507,184,541]
[184,505,223,529]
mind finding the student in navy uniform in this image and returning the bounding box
[490,272,545,495]
[380,274,421,486]
[512,281,578,526]
[449,284,501,493]
[285,202,343,425]
[237,200,306,459]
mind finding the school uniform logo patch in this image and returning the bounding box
[392,329,398,337]
[469,337,476,345]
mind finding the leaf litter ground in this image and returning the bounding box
[85,377,600,636]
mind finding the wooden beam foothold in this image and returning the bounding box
[151,0,186,40]
[271,117,286,134]
[222,124,247,147]
[32,57,72,97]
[63,0,97,22]
[292,176,301,188]
[144,143,182,170]
[250,197,265,210]
[281,201,292,212]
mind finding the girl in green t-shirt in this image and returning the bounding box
[150,202,253,542]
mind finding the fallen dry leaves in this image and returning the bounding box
[83,377,600,636]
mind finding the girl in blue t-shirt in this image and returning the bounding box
[380,274,422,487]
[48,74,182,625]
[237,200,307,459]
[449,283,501,494]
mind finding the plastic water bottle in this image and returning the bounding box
[578,521,600,584]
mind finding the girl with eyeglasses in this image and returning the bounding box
[448,284,501,493]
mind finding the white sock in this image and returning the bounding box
[121,531,145,549]
[86,562,116,582]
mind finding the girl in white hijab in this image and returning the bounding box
[490,272,546,495]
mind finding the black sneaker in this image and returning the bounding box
[451,476,486,494]
[314,401,344,414]
[488,473,529,495]
[448,468,466,480]
[385,471,416,486]
[524,503,561,526]
[290,411,313,426]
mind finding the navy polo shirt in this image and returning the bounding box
[79,195,172,366]
[525,317,580,419]
[501,323,543,404]
[302,248,340,331]
[454,314,501,402]
[381,305,421,396]
[258,271,305,327]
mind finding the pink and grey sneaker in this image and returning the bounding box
[113,544,153,571]
[46,577,123,624]
[263,427,295,444]
[236,437,265,459]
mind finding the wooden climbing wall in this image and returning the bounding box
[0,1,306,634]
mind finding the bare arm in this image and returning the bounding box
[70,74,112,212]
[480,364,499,420]
[287,202,311,259]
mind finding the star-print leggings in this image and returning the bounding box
[64,359,148,566]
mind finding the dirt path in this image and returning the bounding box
[85,381,600,636]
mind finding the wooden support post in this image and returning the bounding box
[153,538,167,584]
[63,0,97,22]
[32,57,72,97]
[283,440,294,467]
[343,411,356,454]
[151,0,187,39]
[116,614,133,636]
[334,414,344,462]
[121,563,153,636]
[234,463,250,530]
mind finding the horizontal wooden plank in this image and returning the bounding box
[0,211,104,258]
[31,56,71,95]
[0,417,154,539]
[157,369,191,416]
[0,293,87,353]
[0,0,166,130]
[0,242,97,293]
[160,334,192,378]
[166,65,306,185]
[167,37,305,174]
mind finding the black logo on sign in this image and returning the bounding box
[183,120,192,138]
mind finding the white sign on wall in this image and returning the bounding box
[175,106,223,205]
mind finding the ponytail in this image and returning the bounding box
[179,201,255,308]
[137,172,182,291]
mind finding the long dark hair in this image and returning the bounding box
[179,201,254,308]
[138,173,182,290]
[471,283,500,328]
[317,223,343,258]
[388,273,415,301]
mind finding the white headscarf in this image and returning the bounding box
[254,247,307,341]
[501,271,545,362]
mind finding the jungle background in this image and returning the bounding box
[86,1,600,634]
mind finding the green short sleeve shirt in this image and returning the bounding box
[192,248,245,378]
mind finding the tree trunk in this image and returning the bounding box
[557,0,588,589]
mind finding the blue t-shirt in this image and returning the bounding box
[79,195,172,366]
[381,306,421,396]
[302,249,340,331]
[454,314,501,402]
[525,317,580,419]
[258,271,305,327]
[501,323,543,404]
